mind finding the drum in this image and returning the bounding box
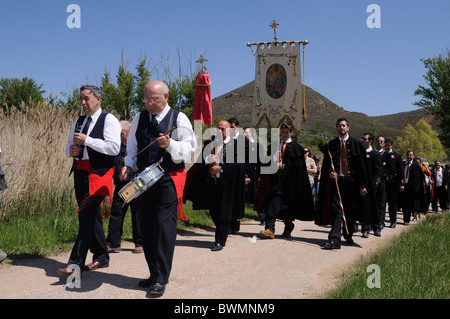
[118,163,165,205]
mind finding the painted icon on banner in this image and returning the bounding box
[266,64,287,99]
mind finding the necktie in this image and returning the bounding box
[341,139,349,176]
[221,142,227,164]
[150,114,158,136]
[77,116,91,160]
[82,116,92,134]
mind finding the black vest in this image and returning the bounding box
[78,111,115,176]
[135,108,185,173]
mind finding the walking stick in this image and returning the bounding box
[324,132,349,235]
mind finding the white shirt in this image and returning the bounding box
[435,167,443,187]
[65,108,121,159]
[125,104,197,168]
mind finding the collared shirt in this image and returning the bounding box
[65,108,121,159]
[125,104,197,169]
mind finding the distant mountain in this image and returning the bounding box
[211,80,438,140]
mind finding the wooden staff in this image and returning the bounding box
[324,132,349,235]
[132,126,176,159]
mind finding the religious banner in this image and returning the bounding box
[252,41,304,129]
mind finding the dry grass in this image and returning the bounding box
[0,102,78,216]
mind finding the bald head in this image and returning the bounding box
[143,81,169,115]
[217,120,230,140]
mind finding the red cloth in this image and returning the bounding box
[192,72,212,124]
[169,168,188,221]
[74,160,114,219]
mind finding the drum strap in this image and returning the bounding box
[155,108,177,166]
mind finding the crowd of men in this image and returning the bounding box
[5,82,444,297]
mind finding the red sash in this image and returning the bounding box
[74,160,114,219]
[169,168,188,221]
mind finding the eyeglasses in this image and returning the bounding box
[143,95,164,104]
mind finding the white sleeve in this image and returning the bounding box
[166,112,197,162]
[84,114,121,156]
[124,113,140,169]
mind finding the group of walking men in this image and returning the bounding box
[57,82,448,297]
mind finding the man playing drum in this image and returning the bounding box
[120,81,196,297]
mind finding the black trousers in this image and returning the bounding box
[106,179,143,248]
[209,181,231,246]
[137,174,178,285]
[402,184,414,223]
[329,179,358,243]
[386,182,400,223]
[376,182,387,227]
[68,169,109,270]
[432,186,448,212]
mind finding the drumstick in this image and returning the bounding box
[132,126,176,159]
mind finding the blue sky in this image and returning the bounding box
[0,0,449,116]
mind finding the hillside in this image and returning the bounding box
[211,80,438,141]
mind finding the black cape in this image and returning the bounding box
[258,142,315,222]
[184,138,247,222]
[315,135,377,226]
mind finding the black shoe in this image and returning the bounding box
[138,277,153,288]
[322,241,341,250]
[374,230,381,237]
[281,223,295,238]
[211,243,224,251]
[148,283,166,296]
[345,238,355,245]
[389,222,397,228]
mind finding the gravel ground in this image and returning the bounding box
[0,212,414,300]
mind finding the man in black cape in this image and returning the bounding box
[258,123,315,239]
[315,118,377,249]
[402,151,425,223]
[184,120,247,251]
[360,132,382,238]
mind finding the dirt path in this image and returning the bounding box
[0,211,417,300]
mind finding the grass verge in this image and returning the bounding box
[324,212,449,299]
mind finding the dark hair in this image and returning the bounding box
[228,117,239,126]
[336,118,349,126]
[280,122,293,132]
[385,137,394,145]
[362,132,374,142]
[80,85,102,98]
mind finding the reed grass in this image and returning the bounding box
[0,102,78,216]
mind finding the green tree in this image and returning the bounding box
[0,77,45,111]
[100,65,136,120]
[395,119,447,162]
[414,50,450,148]
[134,58,151,113]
